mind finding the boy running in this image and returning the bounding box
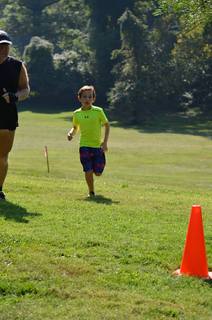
[67,85,110,197]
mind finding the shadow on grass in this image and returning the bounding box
[0,201,41,223]
[19,102,72,115]
[204,278,212,286]
[111,112,212,139]
[19,103,212,138]
[82,194,120,205]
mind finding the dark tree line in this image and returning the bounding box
[0,0,211,123]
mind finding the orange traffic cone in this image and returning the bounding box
[174,205,212,279]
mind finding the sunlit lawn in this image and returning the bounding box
[0,109,212,319]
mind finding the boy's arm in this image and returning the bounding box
[101,122,110,151]
[67,125,78,141]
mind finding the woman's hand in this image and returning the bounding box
[2,88,18,103]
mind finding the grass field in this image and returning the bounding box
[0,109,212,319]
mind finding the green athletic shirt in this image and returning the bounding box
[73,105,108,147]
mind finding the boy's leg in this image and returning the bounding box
[79,147,95,195]
[94,172,102,176]
[85,170,94,194]
[93,148,106,176]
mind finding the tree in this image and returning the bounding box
[0,2,33,50]
[23,36,55,100]
[53,49,94,106]
[171,30,212,111]
[156,0,212,112]
[156,0,212,32]
[108,9,150,124]
[109,2,190,124]
[84,0,135,105]
[1,0,94,106]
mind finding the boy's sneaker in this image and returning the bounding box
[88,191,95,198]
[0,191,6,201]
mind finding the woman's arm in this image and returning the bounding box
[16,63,30,101]
[2,63,30,103]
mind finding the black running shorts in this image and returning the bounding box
[0,100,18,131]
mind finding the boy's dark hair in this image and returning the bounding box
[78,85,96,98]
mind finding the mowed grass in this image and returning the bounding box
[0,109,212,320]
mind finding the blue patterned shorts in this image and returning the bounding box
[79,147,106,173]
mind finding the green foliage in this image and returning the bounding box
[18,0,61,11]
[42,0,90,52]
[53,49,94,105]
[109,6,179,124]
[84,0,136,104]
[0,1,33,50]
[172,30,212,111]
[0,0,92,106]
[23,36,55,99]
[108,9,149,124]
[0,0,211,120]
[23,35,93,105]
[109,1,211,123]
[156,0,212,31]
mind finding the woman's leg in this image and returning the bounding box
[0,129,15,188]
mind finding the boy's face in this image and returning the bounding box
[79,90,95,108]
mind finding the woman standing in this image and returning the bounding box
[0,30,30,200]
